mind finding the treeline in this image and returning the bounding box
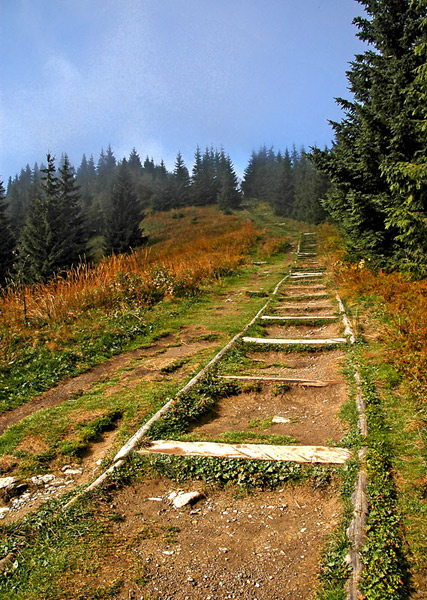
[0,145,242,285]
[242,145,328,223]
[0,142,329,287]
[311,0,427,275]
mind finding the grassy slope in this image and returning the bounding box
[0,203,317,600]
[0,203,306,477]
[319,225,427,598]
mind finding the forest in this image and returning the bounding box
[0,143,326,286]
[0,1,426,287]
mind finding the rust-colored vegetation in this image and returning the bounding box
[320,224,427,399]
[0,207,286,378]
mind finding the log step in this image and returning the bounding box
[242,336,347,345]
[218,375,339,387]
[138,440,351,464]
[291,272,323,278]
[261,315,338,321]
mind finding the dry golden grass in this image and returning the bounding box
[319,224,427,396]
[1,208,260,331]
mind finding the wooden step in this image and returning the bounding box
[291,272,323,278]
[218,375,339,387]
[138,440,351,464]
[261,315,338,321]
[243,336,347,345]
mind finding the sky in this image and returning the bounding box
[0,0,367,181]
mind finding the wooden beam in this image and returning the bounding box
[242,336,347,345]
[218,375,339,387]
[261,315,338,321]
[138,440,352,464]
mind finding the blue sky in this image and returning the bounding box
[0,0,367,180]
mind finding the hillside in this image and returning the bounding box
[0,204,425,599]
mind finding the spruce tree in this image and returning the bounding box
[0,180,15,286]
[57,155,87,268]
[311,0,427,269]
[272,148,294,216]
[173,151,190,207]
[217,155,242,211]
[104,162,145,254]
[20,154,86,281]
[20,154,59,281]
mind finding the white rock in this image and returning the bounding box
[172,491,204,509]
[31,474,56,485]
[61,465,72,471]
[49,479,65,487]
[272,416,291,424]
[0,477,17,489]
[0,507,10,518]
[63,469,82,476]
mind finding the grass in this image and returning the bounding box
[318,224,427,597]
[0,208,301,479]
[1,205,296,415]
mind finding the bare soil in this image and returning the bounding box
[273,302,337,314]
[246,349,346,381]
[89,477,342,600]
[263,321,343,339]
[189,383,348,445]
[0,327,219,436]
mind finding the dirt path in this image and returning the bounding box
[0,331,216,436]
[1,236,356,599]
[78,232,352,600]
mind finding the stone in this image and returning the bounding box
[172,491,205,509]
[272,416,291,424]
[0,477,17,490]
[62,468,82,476]
[31,474,56,486]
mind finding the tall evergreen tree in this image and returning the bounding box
[104,162,145,254]
[173,151,191,207]
[57,155,87,267]
[217,154,242,211]
[20,154,86,281]
[128,148,143,175]
[311,0,427,270]
[20,154,60,281]
[272,148,294,216]
[0,180,15,286]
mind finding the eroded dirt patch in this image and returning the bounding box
[0,327,219,436]
[246,349,346,380]
[95,478,342,600]
[263,321,343,339]
[188,383,348,445]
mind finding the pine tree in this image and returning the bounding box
[272,148,294,216]
[104,162,145,254]
[128,148,143,175]
[0,180,15,286]
[311,0,427,269]
[20,154,59,281]
[57,155,87,267]
[173,151,190,207]
[20,154,86,281]
[217,155,242,211]
[76,154,97,209]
